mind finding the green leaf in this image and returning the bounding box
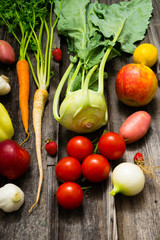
[55,0,108,68]
[56,0,90,51]
[91,0,153,54]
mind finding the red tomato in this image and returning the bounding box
[56,182,83,210]
[66,136,93,162]
[98,132,126,160]
[134,152,144,164]
[55,157,82,182]
[82,154,110,183]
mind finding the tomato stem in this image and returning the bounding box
[93,129,108,153]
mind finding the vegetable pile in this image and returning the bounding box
[0,0,159,215]
[55,135,111,209]
[0,0,37,143]
[0,0,63,212]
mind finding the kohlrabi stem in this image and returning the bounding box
[98,45,113,94]
[98,19,125,94]
[66,59,81,94]
[53,62,74,120]
[82,65,98,107]
[81,68,85,88]
[84,65,98,91]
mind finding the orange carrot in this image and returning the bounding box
[29,88,48,213]
[16,59,30,144]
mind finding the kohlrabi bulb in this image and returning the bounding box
[58,89,108,133]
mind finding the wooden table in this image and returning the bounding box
[0,0,160,239]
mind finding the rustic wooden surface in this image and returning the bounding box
[0,0,160,239]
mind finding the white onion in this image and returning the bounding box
[110,162,145,196]
[0,183,24,212]
[0,75,11,95]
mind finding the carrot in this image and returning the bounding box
[16,59,30,144]
[29,88,48,213]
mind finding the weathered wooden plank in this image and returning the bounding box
[0,0,160,240]
[107,0,160,239]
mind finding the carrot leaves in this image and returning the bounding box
[0,0,50,60]
[28,0,63,90]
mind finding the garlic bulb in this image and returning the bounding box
[0,75,11,95]
[0,183,24,212]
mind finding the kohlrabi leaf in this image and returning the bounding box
[55,0,90,51]
[55,0,108,67]
[91,0,153,53]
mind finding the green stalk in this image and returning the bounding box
[84,65,98,92]
[26,54,39,88]
[98,45,113,94]
[23,13,36,58]
[45,18,53,88]
[53,62,75,120]
[98,19,126,94]
[110,185,120,196]
[66,59,81,94]
[31,22,43,86]
[81,68,85,88]
[46,0,64,88]
[43,20,50,88]
[0,17,20,44]
[82,64,98,107]
[28,0,64,90]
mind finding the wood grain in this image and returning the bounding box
[0,1,160,240]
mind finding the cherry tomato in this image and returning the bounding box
[82,154,110,183]
[134,152,144,164]
[66,136,93,162]
[55,156,82,182]
[98,132,126,160]
[56,182,83,210]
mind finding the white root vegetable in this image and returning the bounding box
[110,162,145,196]
[0,183,24,212]
[0,75,11,95]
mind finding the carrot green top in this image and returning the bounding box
[0,0,52,60]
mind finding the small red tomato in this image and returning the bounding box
[82,154,110,183]
[134,152,144,164]
[98,132,126,160]
[52,48,62,62]
[55,156,82,182]
[56,182,83,210]
[66,136,93,162]
[45,139,57,155]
